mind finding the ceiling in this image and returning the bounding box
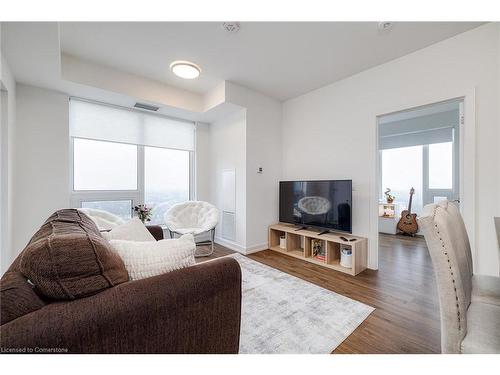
[60,22,483,101]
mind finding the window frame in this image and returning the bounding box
[378,126,459,209]
[69,136,195,223]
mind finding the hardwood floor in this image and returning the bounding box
[194,243,234,263]
[199,233,441,354]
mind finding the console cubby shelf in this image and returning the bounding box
[268,223,368,276]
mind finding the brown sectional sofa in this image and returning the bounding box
[0,209,242,353]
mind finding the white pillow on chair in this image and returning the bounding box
[108,234,196,280]
[102,218,156,242]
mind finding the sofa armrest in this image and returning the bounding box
[146,225,164,240]
[0,257,241,353]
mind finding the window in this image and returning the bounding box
[381,145,423,215]
[73,138,137,191]
[81,200,133,219]
[145,146,190,224]
[428,142,453,189]
[70,99,195,225]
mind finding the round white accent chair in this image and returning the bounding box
[78,208,126,231]
[164,201,219,257]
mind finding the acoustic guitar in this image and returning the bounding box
[397,187,418,235]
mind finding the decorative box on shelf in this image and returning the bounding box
[379,202,396,218]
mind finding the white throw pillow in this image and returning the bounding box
[109,234,196,280]
[102,218,156,242]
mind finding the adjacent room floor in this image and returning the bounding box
[198,233,440,354]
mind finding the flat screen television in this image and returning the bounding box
[279,180,352,233]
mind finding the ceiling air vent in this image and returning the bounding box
[134,102,159,112]
[222,22,240,33]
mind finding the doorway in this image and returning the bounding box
[377,99,462,238]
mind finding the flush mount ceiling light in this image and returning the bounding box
[170,61,201,79]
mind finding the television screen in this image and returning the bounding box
[279,180,352,233]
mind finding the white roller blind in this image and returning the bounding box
[379,127,453,150]
[70,99,195,151]
[379,109,457,151]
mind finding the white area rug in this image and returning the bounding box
[230,253,374,354]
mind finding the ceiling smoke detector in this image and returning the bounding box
[222,22,240,33]
[378,22,394,32]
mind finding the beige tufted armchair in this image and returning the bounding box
[418,200,500,353]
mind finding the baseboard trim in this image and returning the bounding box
[214,237,246,254]
[245,243,268,254]
[215,238,268,255]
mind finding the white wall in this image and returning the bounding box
[195,122,211,202]
[208,109,247,250]
[1,30,17,272]
[0,89,9,272]
[199,82,282,254]
[12,84,70,255]
[282,23,500,275]
[225,83,282,252]
[0,90,4,252]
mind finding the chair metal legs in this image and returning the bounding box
[194,228,215,257]
[168,228,215,257]
[211,227,215,251]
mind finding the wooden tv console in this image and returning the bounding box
[268,223,368,276]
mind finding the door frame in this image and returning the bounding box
[372,89,476,270]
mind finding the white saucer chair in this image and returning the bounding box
[78,208,126,231]
[164,201,219,257]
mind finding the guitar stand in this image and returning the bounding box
[397,232,416,237]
